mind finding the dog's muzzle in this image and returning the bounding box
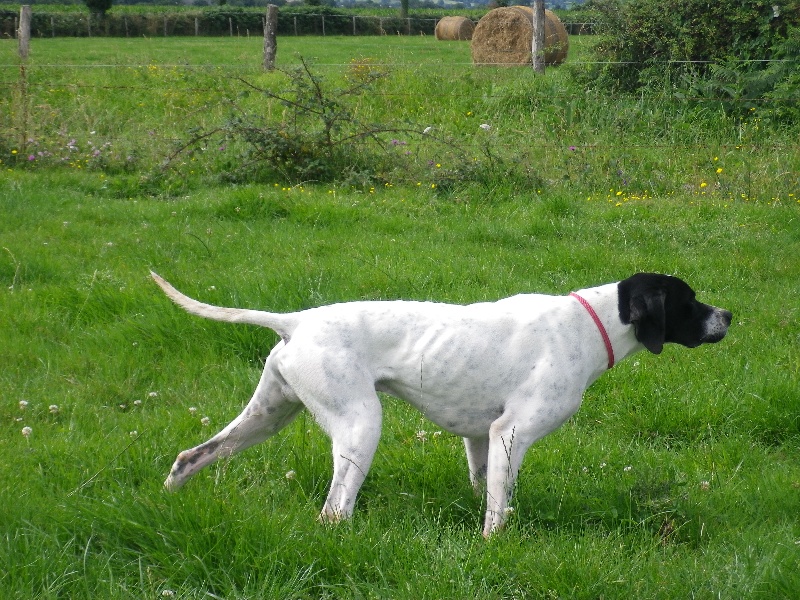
[703,308,733,343]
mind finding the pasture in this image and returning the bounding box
[1,34,799,598]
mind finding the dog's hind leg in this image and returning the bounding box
[317,391,383,523]
[164,346,303,491]
[272,346,384,523]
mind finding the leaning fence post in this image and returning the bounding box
[531,0,545,74]
[263,4,278,71]
[18,5,31,59]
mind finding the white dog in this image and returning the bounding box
[152,272,731,536]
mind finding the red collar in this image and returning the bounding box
[570,292,615,369]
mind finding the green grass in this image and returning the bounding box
[1,35,799,599]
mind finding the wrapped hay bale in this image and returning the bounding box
[435,16,475,41]
[471,7,569,66]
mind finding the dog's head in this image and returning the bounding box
[618,273,732,354]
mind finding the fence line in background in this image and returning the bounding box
[1,10,596,39]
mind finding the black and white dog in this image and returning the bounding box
[152,272,731,536]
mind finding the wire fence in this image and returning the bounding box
[1,10,596,39]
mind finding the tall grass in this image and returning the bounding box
[1,35,799,599]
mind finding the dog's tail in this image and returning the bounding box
[150,272,300,341]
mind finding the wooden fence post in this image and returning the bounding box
[263,5,278,71]
[18,5,31,59]
[531,0,545,74]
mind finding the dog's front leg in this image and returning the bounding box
[464,436,490,495]
[482,422,534,537]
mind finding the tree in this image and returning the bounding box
[84,0,113,16]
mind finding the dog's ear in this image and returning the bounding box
[629,289,666,354]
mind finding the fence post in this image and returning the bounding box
[195,17,199,36]
[322,15,325,37]
[263,5,278,71]
[18,5,31,59]
[353,15,356,35]
[531,0,545,74]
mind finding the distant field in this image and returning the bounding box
[1,34,799,599]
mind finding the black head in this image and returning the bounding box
[618,273,732,354]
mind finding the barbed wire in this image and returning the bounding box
[0,82,795,107]
[1,57,799,69]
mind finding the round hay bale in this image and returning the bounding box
[471,7,569,66]
[435,16,474,41]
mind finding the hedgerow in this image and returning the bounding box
[579,0,800,118]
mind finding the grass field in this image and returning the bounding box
[1,35,799,599]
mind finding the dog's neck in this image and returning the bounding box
[573,283,643,367]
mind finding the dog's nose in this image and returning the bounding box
[721,310,733,326]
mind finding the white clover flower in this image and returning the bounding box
[19,400,29,410]
[49,405,59,414]
[479,123,492,131]
[285,470,296,480]
[148,391,159,398]
[201,417,210,426]
[623,465,633,472]
[22,426,32,438]
[432,431,442,438]
[415,430,427,442]
[504,506,515,515]
[161,591,175,598]
[133,400,142,407]
[130,431,138,437]
[188,406,198,415]
[700,480,711,491]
